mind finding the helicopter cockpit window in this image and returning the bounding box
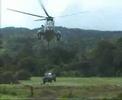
[46,20,54,31]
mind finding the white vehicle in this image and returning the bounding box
[43,72,56,84]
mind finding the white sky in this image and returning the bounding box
[1,0,122,30]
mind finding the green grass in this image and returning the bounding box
[0,77,122,100]
[21,77,122,87]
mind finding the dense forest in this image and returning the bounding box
[0,27,122,83]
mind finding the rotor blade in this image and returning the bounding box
[8,8,46,18]
[34,19,46,21]
[56,11,88,18]
[38,0,50,17]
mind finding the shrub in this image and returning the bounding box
[0,71,16,84]
[14,70,31,80]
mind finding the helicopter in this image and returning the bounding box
[8,1,86,42]
[8,2,61,42]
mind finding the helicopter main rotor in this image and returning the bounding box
[8,0,54,22]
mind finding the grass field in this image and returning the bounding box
[0,77,122,100]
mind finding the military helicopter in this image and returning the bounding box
[8,1,86,43]
[8,2,61,42]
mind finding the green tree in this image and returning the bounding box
[114,38,122,76]
[93,40,115,76]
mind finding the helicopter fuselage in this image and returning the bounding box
[37,24,61,42]
[37,18,61,41]
[45,18,55,32]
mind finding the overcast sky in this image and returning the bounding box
[1,0,122,30]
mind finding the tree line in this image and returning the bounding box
[0,27,122,83]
